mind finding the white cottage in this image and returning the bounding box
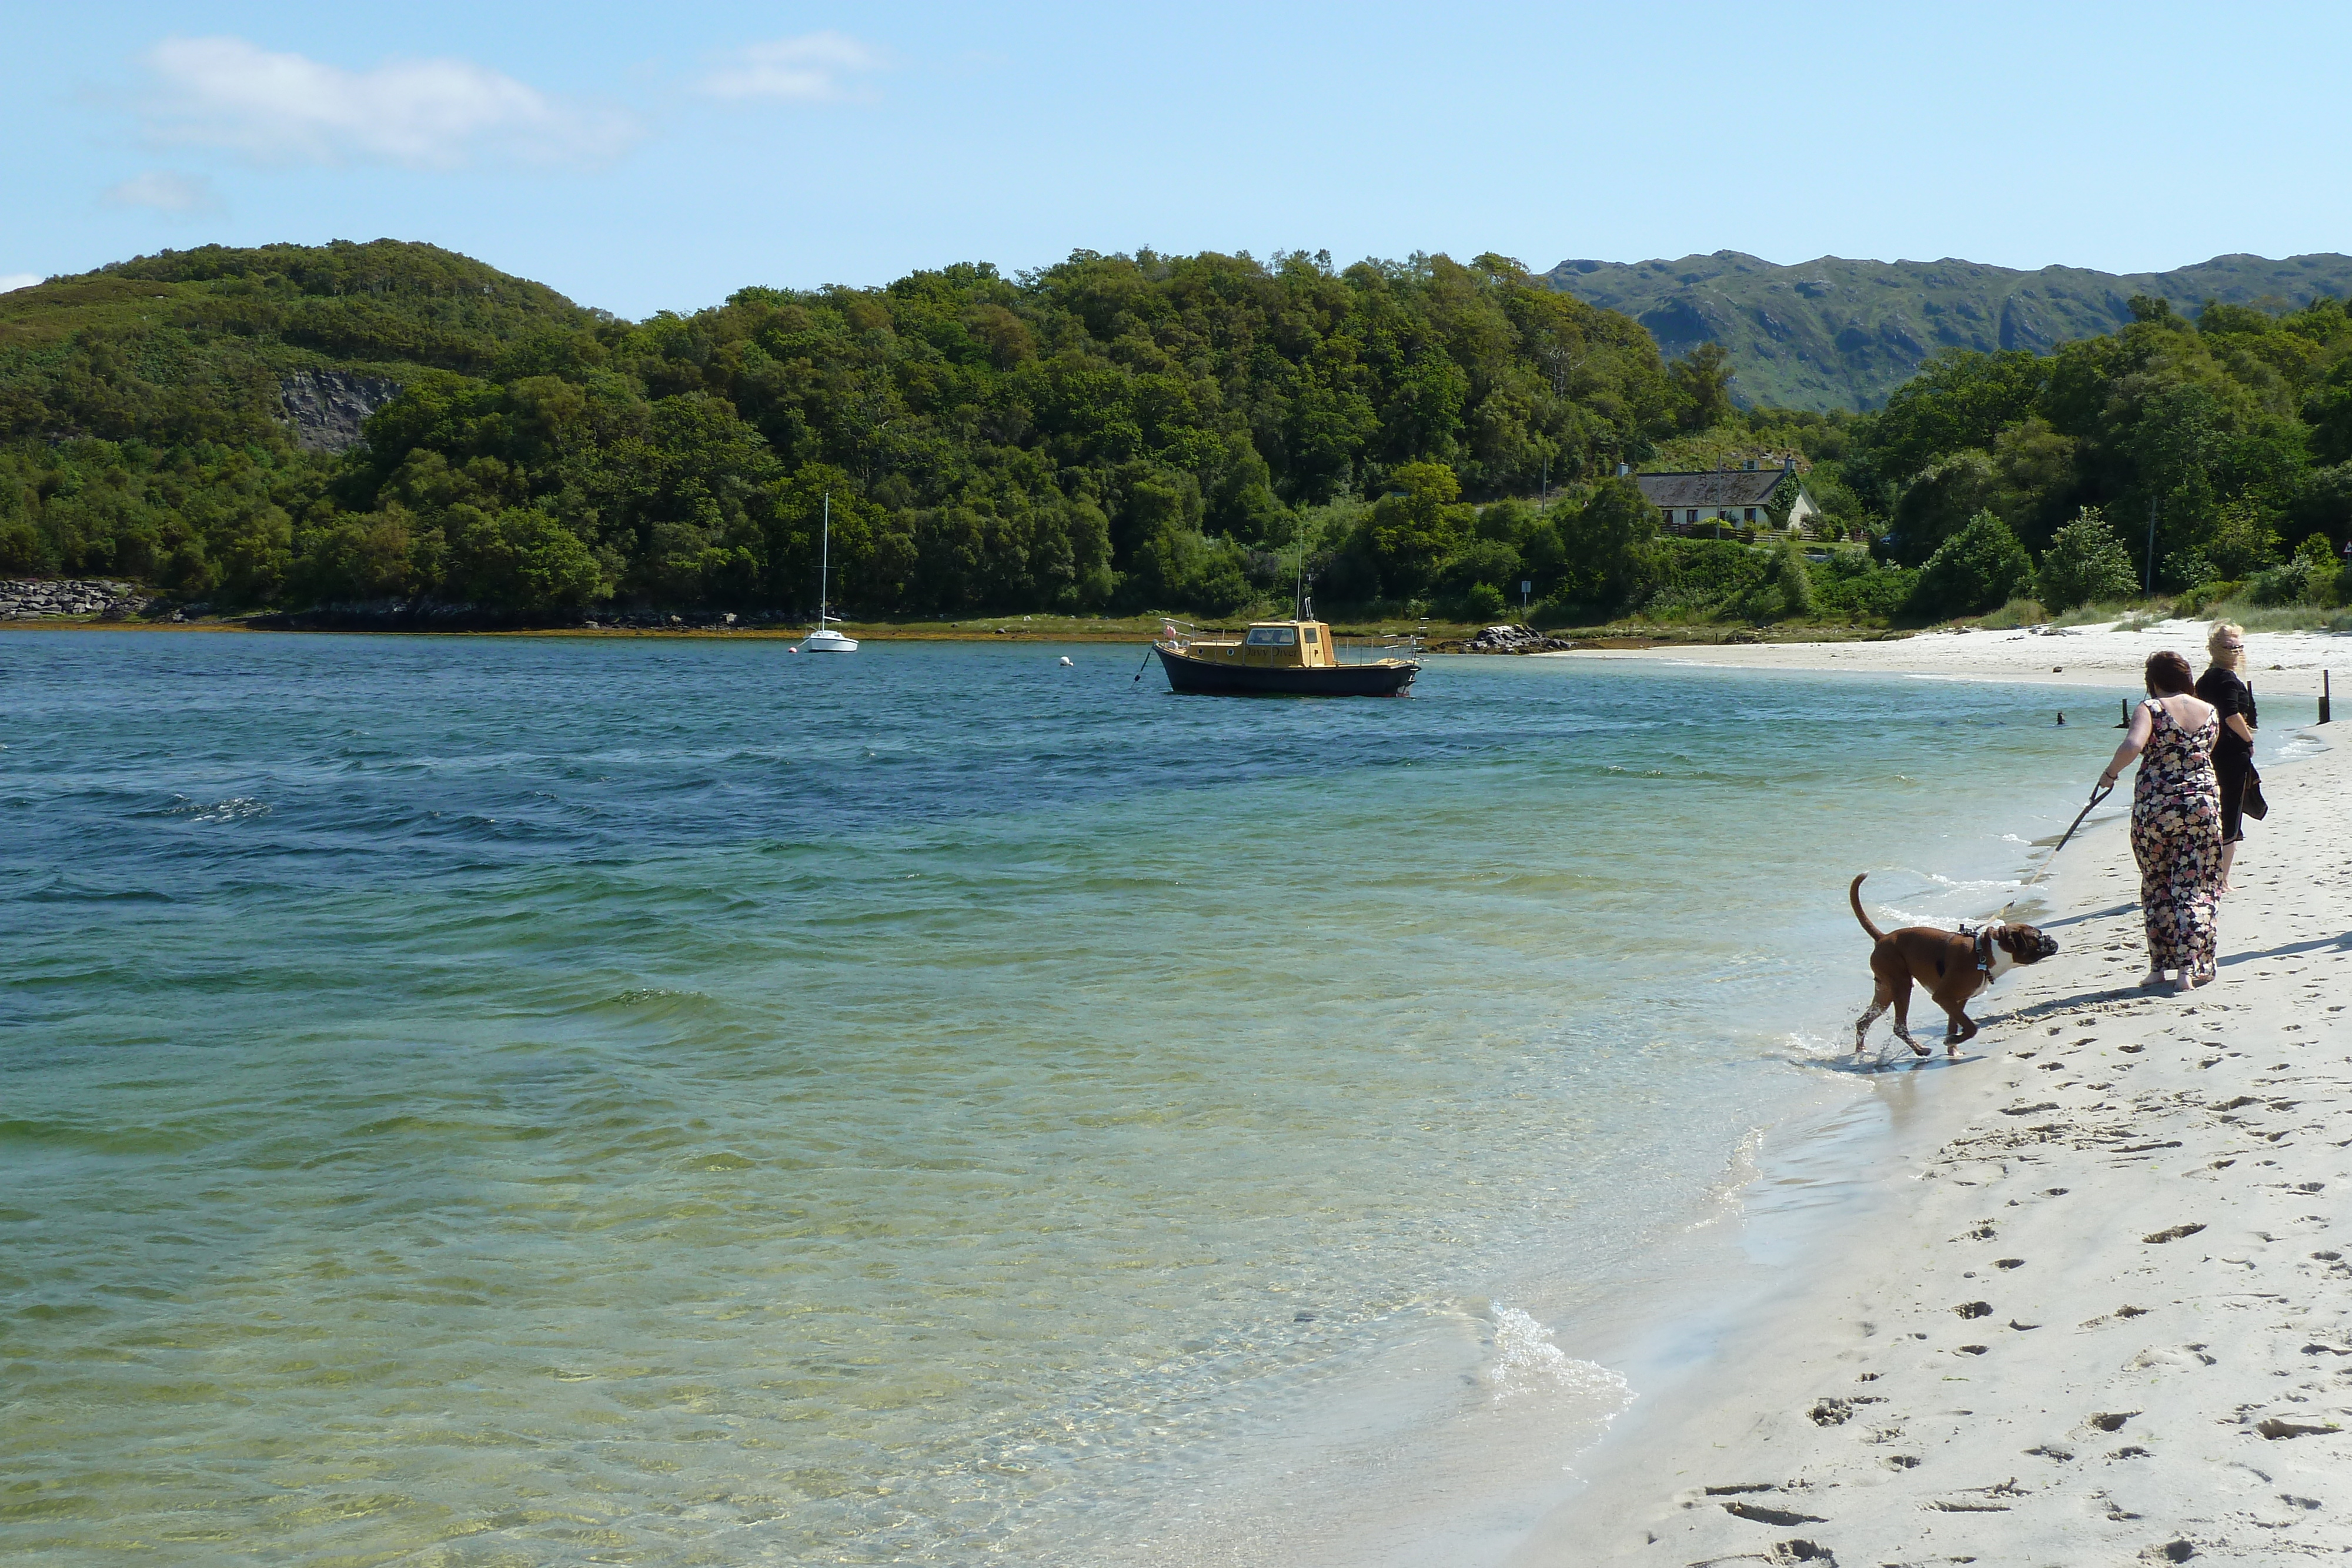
[1633,462,1820,535]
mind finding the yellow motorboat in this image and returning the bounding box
[1151,620,1419,696]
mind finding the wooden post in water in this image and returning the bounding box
[2323,670,2334,725]
[2119,696,2130,728]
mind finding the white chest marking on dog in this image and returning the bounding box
[1982,927,2019,985]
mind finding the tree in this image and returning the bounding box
[2306,357,2352,466]
[1884,450,1997,566]
[1555,476,1659,609]
[1851,349,2047,492]
[446,507,606,610]
[2198,502,2284,581]
[1909,510,2032,620]
[1669,342,1735,431]
[1364,461,1469,597]
[2034,506,2140,609]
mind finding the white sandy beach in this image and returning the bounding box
[1512,631,2352,1566]
[1555,618,2348,700]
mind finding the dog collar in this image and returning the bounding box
[1975,927,1996,972]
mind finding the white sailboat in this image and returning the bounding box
[801,493,858,653]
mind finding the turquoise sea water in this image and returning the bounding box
[2,633,2126,1564]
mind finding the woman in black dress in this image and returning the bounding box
[2194,621,2257,893]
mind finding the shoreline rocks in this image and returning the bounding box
[1451,623,1576,654]
[0,579,153,621]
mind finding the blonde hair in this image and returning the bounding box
[2207,620,2246,671]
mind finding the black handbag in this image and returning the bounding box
[2243,765,2269,821]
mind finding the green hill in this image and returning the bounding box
[0,243,1688,618]
[1543,251,2352,412]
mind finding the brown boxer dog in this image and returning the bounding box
[1849,874,2058,1056]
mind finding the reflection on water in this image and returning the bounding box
[2,634,2127,1563]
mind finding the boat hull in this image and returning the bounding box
[1152,646,1417,696]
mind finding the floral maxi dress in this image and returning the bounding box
[2129,698,2223,977]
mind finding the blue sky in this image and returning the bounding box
[6,1,2347,319]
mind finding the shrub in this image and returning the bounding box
[2173,580,2245,616]
[2247,558,2312,606]
[1635,537,1770,618]
[2201,503,2284,580]
[1979,597,2050,628]
[1812,551,1916,621]
[2293,532,2344,605]
[1459,581,1507,621]
[1909,510,2032,620]
[1771,540,1816,618]
[0,516,49,574]
[2035,506,2140,610]
[2160,547,2216,594]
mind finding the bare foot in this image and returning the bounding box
[2138,970,2168,989]
[2175,972,2199,994]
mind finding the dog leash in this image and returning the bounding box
[2001,781,2114,913]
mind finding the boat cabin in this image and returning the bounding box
[1173,621,1337,669]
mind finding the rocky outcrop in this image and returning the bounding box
[1456,623,1575,654]
[277,370,403,453]
[0,578,152,620]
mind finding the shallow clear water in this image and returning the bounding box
[1,633,2125,1563]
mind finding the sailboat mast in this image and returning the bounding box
[1293,520,1306,620]
[820,492,830,625]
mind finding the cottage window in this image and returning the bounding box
[1661,508,1675,524]
[1744,507,1757,523]
[1686,509,1699,523]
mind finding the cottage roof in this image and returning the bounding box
[1634,470,1791,509]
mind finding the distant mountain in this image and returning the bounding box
[1542,251,2352,412]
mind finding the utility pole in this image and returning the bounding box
[2144,496,2160,596]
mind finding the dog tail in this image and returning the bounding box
[1849,874,1886,942]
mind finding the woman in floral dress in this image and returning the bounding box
[2099,650,2222,992]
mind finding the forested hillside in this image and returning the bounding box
[4,240,2348,630]
[1,240,1715,618]
[1680,292,2352,623]
[1546,251,2352,412]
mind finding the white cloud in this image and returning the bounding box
[138,36,639,170]
[102,170,225,215]
[699,32,882,102]
[0,273,41,294]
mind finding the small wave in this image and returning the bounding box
[1685,1127,1769,1228]
[18,872,175,903]
[1878,894,2026,930]
[1485,1305,1637,1421]
[1913,870,2023,893]
[586,987,720,1021]
[162,795,272,823]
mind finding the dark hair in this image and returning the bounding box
[2145,650,2195,696]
